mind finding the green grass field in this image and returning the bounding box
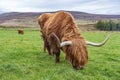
[0,29,120,80]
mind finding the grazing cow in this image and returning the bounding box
[18,29,24,34]
[38,11,111,69]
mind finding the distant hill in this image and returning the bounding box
[68,11,120,20]
[0,11,120,29]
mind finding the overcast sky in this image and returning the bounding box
[0,0,120,14]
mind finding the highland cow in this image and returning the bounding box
[38,11,110,69]
[18,29,24,34]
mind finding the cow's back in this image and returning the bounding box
[44,11,79,40]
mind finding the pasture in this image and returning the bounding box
[0,29,120,80]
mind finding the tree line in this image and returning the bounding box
[96,20,120,31]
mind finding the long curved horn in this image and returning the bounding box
[60,41,72,47]
[86,33,111,47]
[51,33,61,47]
[51,33,72,47]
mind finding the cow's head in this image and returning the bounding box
[52,33,111,69]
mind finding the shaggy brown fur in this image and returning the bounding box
[18,29,24,34]
[38,11,88,69]
[38,13,54,55]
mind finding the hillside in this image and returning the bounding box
[0,11,120,29]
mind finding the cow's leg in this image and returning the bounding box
[49,33,61,62]
[45,41,53,55]
[55,50,60,63]
[43,37,53,55]
[47,45,52,55]
[41,34,53,55]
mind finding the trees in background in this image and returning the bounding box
[96,20,120,31]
